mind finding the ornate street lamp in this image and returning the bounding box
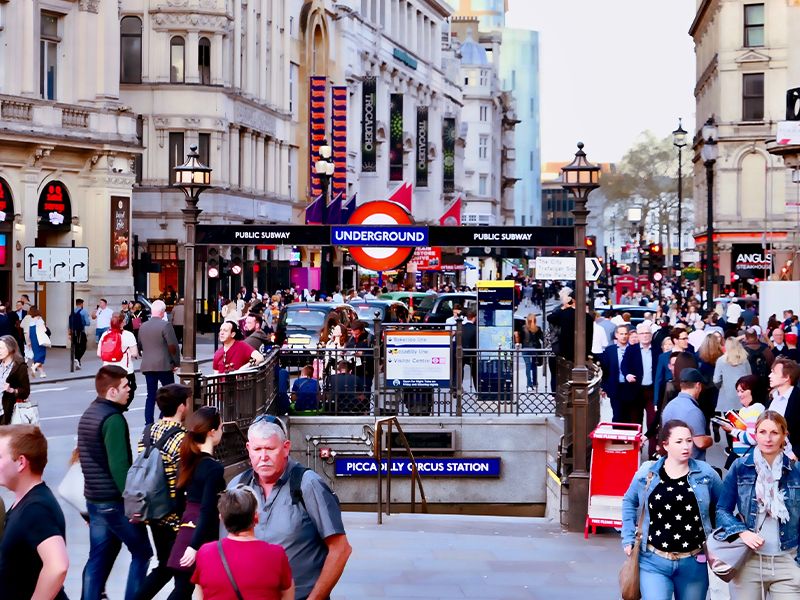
[315,140,336,294]
[173,144,212,404]
[560,142,600,532]
[700,118,718,313]
[672,118,687,271]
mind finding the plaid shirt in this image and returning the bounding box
[137,418,185,530]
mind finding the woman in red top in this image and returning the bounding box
[192,487,294,600]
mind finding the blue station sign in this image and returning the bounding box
[330,225,428,247]
[334,457,501,478]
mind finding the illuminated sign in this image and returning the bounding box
[0,177,13,222]
[345,200,414,271]
[37,181,72,231]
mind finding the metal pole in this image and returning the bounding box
[705,159,715,313]
[677,148,683,272]
[180,194,202,409]
[70,240,75,373]
[567,190,590,533]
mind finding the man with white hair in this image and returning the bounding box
[138,300,181,424]
[229,417,351,600]
[621,323,660,453]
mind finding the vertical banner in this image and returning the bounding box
[331,86,348,198]
[361,76,377,172]
[442,117,456,193]
[309,75,327,199]
[110,196,131,269]
[416,107,429,188]
[389,93,404,181]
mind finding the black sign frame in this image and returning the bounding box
[416,106,428,188]
[37,180,72,231]
[361,76,377,172]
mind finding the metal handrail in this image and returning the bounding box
[373,416,428,524]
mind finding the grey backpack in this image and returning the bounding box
[123,424,182,523]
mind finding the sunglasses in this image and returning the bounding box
[252,413,287,436]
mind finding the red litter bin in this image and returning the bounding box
[585,422,643,539]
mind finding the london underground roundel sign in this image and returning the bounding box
[346,200,414,271]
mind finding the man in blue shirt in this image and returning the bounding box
[660,368,713,460]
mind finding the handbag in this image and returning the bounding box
[58,458,88,517]
[11,401,39,425]
[217,540,245,600]
[619,472,654,600]
[705,523,759,583]
[36,324,51,348]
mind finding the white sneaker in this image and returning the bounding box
[74,359,81,370]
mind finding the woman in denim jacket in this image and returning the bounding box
[622,420,723,599]
[716,410,800,598]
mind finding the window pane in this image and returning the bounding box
[121,38,142,83]
[41,13,58,38]
[198,133,210,167]
[746,27,764,47]
[745,4,764,25]
[199,38,211,85]
[169,132,184,182]
[46,41,57,100]
[121,16,142,35]
[170,37,185,83]
[744,73,764,95]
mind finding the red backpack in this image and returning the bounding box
[100,330,124,363]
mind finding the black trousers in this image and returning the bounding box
[72,331,87,362]
[134,522,176,600]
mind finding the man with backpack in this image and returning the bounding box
[743,327,774,401]
[77,365,153,600]
[228,417,351,600]
[98,312,139,401]
[69,299,90,370]
[129,384,189,599]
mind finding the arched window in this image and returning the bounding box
[199,37,211,85]
[120,16,142,83]
[170,36,185,83]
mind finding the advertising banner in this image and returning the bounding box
[309,76,327,198]
[335,457,501,478]
[331,86,347,196]
[110,196,130,269]
[389,93,404,181]
[361,77,377,172]
[409,246,441,270]
[416,106,429,188]
[442,117,456,193]
[477,280,515,350]
[385,330,451,387]
[0,177,12,222]
[732,243,772,278]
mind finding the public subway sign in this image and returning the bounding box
[334,457,502,478]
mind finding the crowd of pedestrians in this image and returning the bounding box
[607,281,800,597]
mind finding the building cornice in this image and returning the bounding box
[689,0,716,37]
[694,53,718,99]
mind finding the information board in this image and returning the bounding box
[335,457,501,477]
[24,247,89,283]
[534,257,602,281]
[477,280,515,350]
[385,330,451,387]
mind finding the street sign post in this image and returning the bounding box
[534,257,602,281]
[24,247,89,283]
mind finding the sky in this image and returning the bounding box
[506,0,697,164]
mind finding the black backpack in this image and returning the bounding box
[69,309,85,333]
[746,345,769,381]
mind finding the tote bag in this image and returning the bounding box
[11,401,39,425]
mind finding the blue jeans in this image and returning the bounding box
[82,501,152,600]
[143,371,175,424]
[95,327,108,342]
[522,352,538,389]
[639,549,708,600]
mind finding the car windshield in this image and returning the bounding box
[285,309,327,328]
[417,296,436,311]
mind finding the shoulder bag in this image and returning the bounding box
[704,519,761,583]
[217,540,245,600]
[619,472,654,600]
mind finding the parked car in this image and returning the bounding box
[348,299,410,332]
[274,302,358,349]
[424,293,478,323]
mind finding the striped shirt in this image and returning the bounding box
[137,418,186,530]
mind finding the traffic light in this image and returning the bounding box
[207,247,220,278]
[585,236,597,256]
[230,247,243,275]
[649,243,665,274]
[640,245,652,274]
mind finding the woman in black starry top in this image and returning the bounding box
[622,420,723,599]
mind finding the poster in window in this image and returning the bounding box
[37,181,72,231]
[110,196,131,269]
[389,93,404,181]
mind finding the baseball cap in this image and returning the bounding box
[679,368,707,384]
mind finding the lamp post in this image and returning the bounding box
[173,144,212,406]
[700,118,718,313]
[560,142,600,532]
[315,140,335,294]
[672,118,687,272]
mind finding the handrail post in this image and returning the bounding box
[375,420,383,525]
[373,315,381,417]
[386,419,392,516]
[455,318,463,416]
